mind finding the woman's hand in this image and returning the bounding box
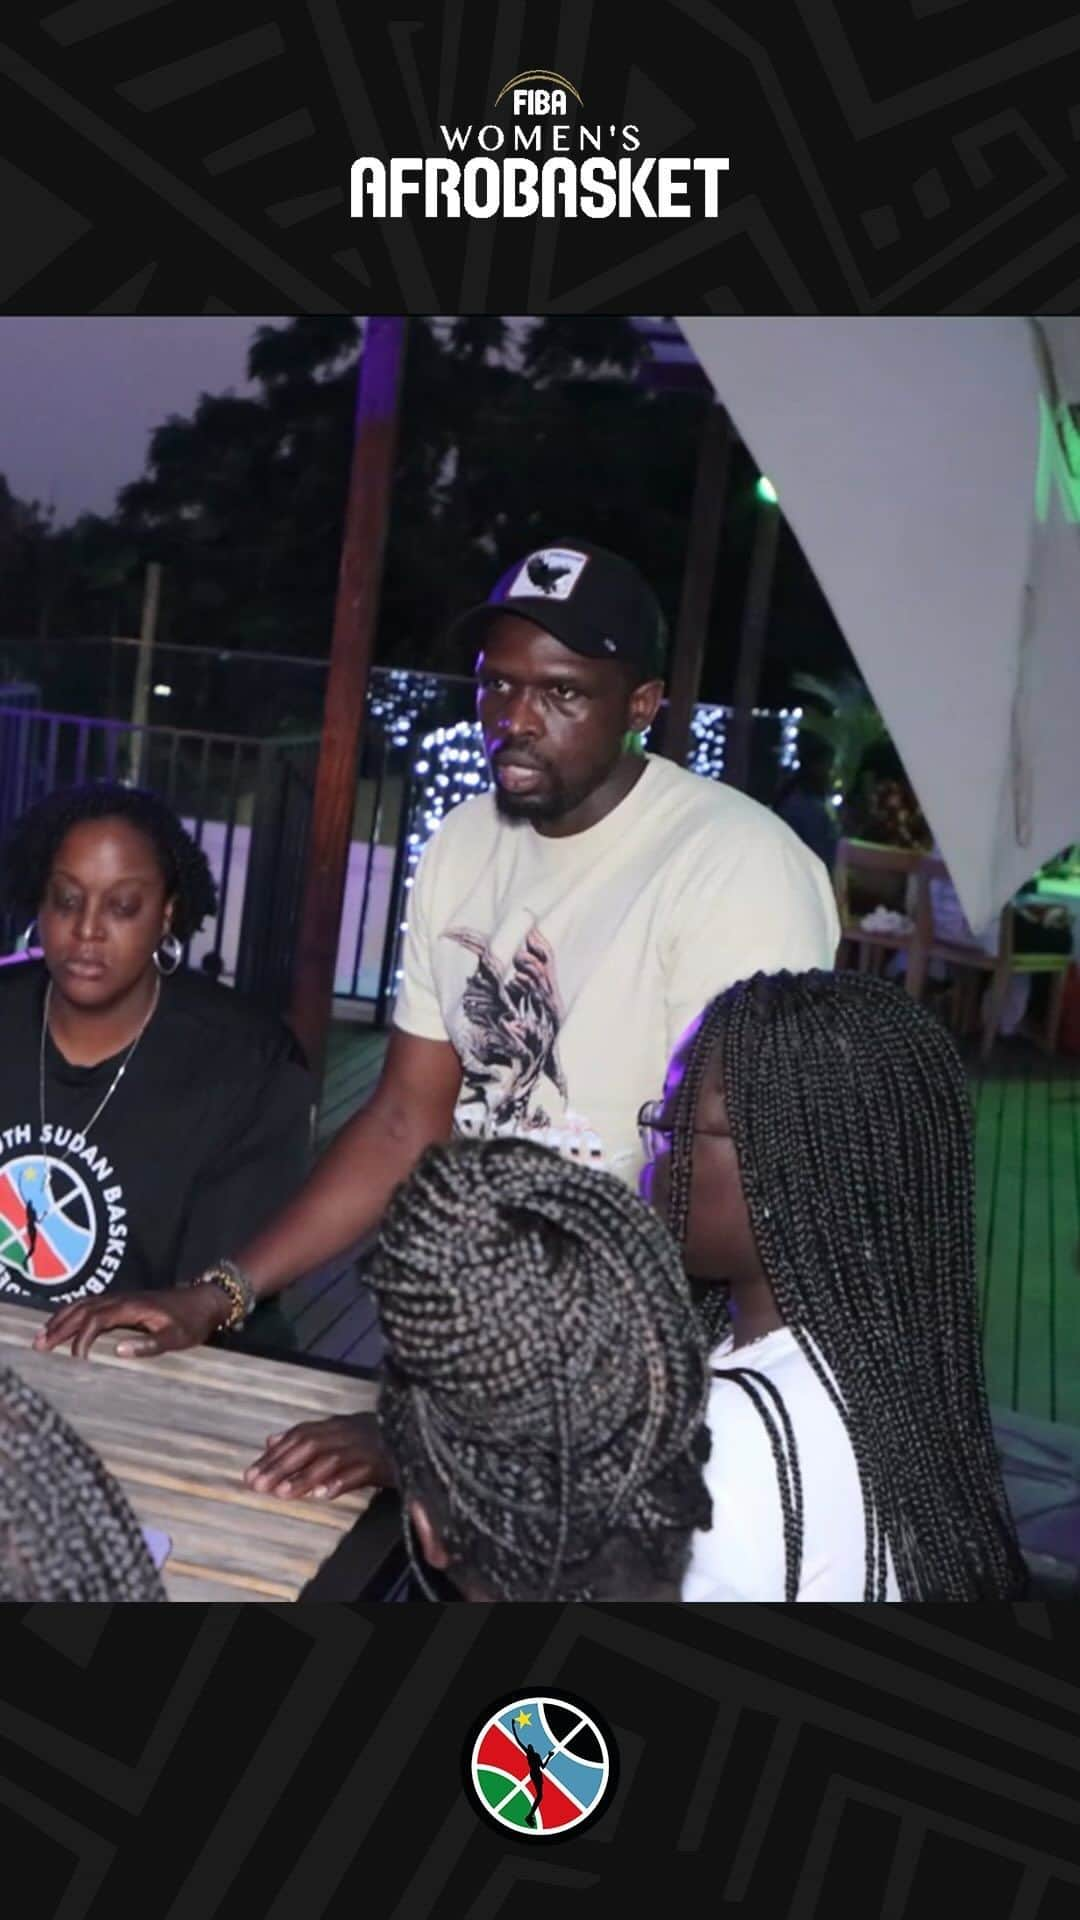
[245,1412,394,1500]
[33,1284,229,1360]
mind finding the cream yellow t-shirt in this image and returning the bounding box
[394,756,839,1184]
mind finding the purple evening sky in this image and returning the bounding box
[0,317,282,526]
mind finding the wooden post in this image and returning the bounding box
[288,317,408,1084]
[662,401,732,765]
[129,561,161,785]
[725,496,781,793]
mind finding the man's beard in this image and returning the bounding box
[493,779,568,824]
[490,753,610,825]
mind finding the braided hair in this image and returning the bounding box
[1,782,217,940]
[370,1136,712,1602]
[665,969,1027,1603]
[0,1363,166,1601]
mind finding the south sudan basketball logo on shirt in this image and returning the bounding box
[0,1149,118,1301]
[464,1692,616,1838]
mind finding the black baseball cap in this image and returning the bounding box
[449,540,667,680]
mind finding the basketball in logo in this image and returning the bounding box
[464,1692,616,1838]
[0,1154,100,1290]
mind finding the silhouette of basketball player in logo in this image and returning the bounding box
[23,1196,39,1263]
[511,1717,554,1828]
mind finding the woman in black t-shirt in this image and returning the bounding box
[0,782,311,1354]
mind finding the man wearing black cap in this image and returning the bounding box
[39,544,838,1473]
[389,539,838,1178]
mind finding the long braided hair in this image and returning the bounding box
[370,1136,712,1602]
[665,969,1027,1602]
[0,1364,166,1601]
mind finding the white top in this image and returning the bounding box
[394,755,839,1184]
[682,1327,901,1602]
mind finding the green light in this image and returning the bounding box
[756,476,778,505]
[1035,393,1080,524]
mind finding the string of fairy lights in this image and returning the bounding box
[393,704,805,990]
[366,667,450,748]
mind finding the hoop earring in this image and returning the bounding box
[21,920,39,952]
[154,931,182,975]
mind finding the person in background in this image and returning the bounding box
[845,740,931,852]
[773,735,838,874]
[365,1136,711,1601]
[0,783,311,1355]
[640,970,1028,1601]
[0,1362,165,1600]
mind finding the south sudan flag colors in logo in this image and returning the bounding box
[465,1692,616,1838]
[0,1155,98,1288]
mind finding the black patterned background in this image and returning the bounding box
[3,1600,1080,1915]
[3,3,1080,1910]
[1,0,1078,313]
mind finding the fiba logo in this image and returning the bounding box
[351,63,728,220]
[513,89,567,116]
[463,1691,617,1839]
[494,70,585,118]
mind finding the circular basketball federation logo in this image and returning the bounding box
[465,1692,616,1838]
[0,1154,101,1291]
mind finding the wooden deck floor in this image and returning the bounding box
[973,1047,1080,1425]
[275,1024,389,1372]
[314,1021,388,1155]
[293,1024,1080,1427]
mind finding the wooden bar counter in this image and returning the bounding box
[0,1301,379,1602]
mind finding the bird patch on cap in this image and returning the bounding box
[506,547,589,601]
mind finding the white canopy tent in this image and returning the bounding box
[677,316,1080,935]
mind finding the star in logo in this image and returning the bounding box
[465,1692,616,1838]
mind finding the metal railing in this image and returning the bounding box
[0,670,477,1021]
[0,673,799,1027]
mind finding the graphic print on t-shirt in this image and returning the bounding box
[0,1131,128,1306]
[448,922,566,1128]
[446,922,609,1167]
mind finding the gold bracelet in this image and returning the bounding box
[186,1266,249,1333]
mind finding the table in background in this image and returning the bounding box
[0,1301,378,1601]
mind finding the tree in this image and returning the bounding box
[7,319,858,721]
[0,476,55,643]
[791,669,887,801]
[522,315,645,380]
